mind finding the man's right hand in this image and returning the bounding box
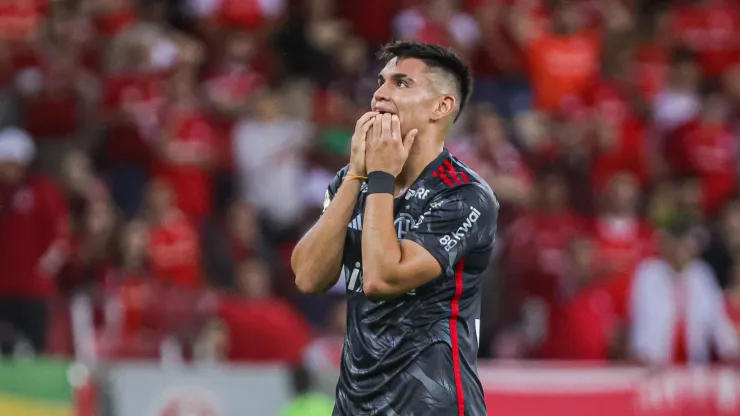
[348,111,378,177]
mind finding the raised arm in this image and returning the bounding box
[291,112,377,295]
[362,184,497,299]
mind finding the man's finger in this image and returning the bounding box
[372,115,382,142]
[360,117,374,138]
[391,115,401,140]
[403,129,418,153]
[356,111,379,128]
[381,113,392,140]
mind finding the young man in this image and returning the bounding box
[292,41,498,416]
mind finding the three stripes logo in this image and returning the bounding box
[432,160,469,187]
[348,214,363,230]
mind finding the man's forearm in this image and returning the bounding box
[291,179,361,294]
[361,194,402,293]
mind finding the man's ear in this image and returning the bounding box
[431,95,456,121]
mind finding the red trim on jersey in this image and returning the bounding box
[450,258,466,416]
[433,170,455,187]
[443,160,464,185]
[458,171,470,183]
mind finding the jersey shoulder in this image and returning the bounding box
[425,151,498,209]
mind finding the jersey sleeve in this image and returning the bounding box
[322,165,349,215]
[403,183,499,274]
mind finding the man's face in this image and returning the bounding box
[371,58,442,136]
[607,172,639,214]
[0,161,25,185]
[663,234,697,269]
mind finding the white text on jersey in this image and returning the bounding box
[439,206,481,252]
[405,187,430,200]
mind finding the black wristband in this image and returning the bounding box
[367,171,395,195]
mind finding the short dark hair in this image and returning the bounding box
[377,40,473,122]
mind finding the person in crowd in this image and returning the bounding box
[703,200,740,289]
[629,220,739,366]
[143,178,203,290]
[217,259,311,363]
[0,127,70,355]
[232,89,313,242]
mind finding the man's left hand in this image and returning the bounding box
[365,113,418,177]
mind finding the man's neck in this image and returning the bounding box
[395,136,444,190]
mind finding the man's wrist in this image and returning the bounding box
[344,171,368,182]
[367,171,395,195]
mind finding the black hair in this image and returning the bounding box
[671,46,696,66]
[700,78,723,99]
[376,40,473,123]
[664,218,693,238]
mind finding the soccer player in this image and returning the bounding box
[291,40,498,416]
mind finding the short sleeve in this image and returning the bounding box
[321,165,349,215]
[404,183,498,274]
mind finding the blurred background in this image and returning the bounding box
[1,0,740,414]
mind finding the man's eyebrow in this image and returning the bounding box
[378,73,415,84]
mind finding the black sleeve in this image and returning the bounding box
[403,183,499,274]
[322,165,349,215]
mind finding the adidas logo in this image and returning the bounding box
[349,214,363,230]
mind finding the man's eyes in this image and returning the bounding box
[377,80,408,88]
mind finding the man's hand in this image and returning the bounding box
[348,111,378,176]
[366,114,418,177]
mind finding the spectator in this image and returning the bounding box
[0,127,69,355]
[585,47,651,192]
[669,0,740,79]
[204,30,264,120]
[591,171,656,278]
[273,0,346,87]
[217,259,311,363]
[100,29,166,218]
[15,4,97,145]
[664,82,737,218]
[505,172,583,308]
[724,262,740,338]
[99,220,160,359]
[232,89,313,241]
[144,179,203,290]
[653,48,701,135]
[201,200,270,289]
[511,0,601,111]
[629,220,739,366]
[451,106,532,210]
[61,198,119,292]
[634,8,672,103]
[540,236,625,360]
[87,0,138,37]
[703,200,740,289]
[393,0,480,58]
[152,66,217,223]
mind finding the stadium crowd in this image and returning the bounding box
[0,0,740,370]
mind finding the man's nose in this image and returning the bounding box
[373,84,390,103]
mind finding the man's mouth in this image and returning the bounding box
[372,106,397,115]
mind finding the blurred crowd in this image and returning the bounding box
[0,0,740,371]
